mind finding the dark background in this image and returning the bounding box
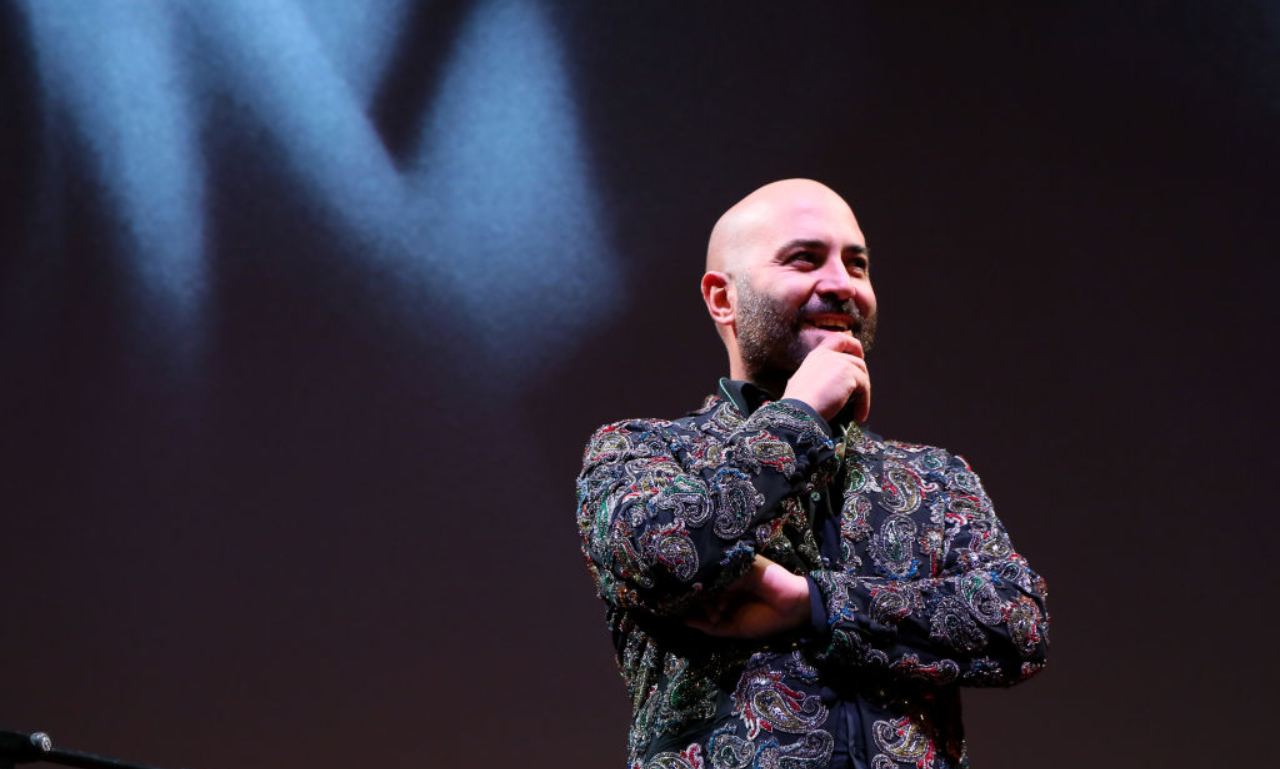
[2,2,1276,768]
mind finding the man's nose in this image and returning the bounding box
[814,259,855,299]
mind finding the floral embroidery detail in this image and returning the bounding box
[707,728,755,769]
[733,665,828,740]
[889,654,960,686]
[705,726,835,769]
[739,431,798,474]
[958,571,1006,626]
[651,475,713,526]
[872,716,934,768]
[711,468,767,539]
[638,520,699,583]
[1007,594,1045,657]
[870,513,920,579]
[840,490,873,549]
[870,582,921,627]
[645,743,705,769]
[928,596,988,654]
[880,462,928,515]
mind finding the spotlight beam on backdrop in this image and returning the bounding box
[409,0,618,372]
[15,0,617,382]
[23,2,207,355]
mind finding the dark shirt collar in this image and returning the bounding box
[717,376,860,436]
[717,378,778,418]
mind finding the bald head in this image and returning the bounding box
[706,178,859,275]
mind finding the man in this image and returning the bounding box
[576,179,1048,769]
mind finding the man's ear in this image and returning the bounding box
[701,271,735,328]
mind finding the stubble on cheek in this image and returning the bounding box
[734,285,809,387]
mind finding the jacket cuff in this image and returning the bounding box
[806,574,829,635]
[778,398,833,438]
[738,400,838,487]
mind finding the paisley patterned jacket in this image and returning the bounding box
[576,388,1049,769]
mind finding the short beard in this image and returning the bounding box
[734,278,877,395]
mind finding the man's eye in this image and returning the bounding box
[792,251,819,264]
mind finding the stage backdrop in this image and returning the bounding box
[2,2,1275,768]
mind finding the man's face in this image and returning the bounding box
[732,194,877,386]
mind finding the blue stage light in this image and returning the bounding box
[20,0,617,379]
[24,2,207,347]
[408,0,619,372]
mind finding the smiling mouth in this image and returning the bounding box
[803,317,857,333]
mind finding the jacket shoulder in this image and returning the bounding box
[581,396,729,444]
[578,396,741,470]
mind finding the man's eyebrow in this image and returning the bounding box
[779,238,828,252]
[776,239,870,260]
[844,244,870,261]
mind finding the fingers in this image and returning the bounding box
[683,599,780,639]
[835,341,870,422]
[817,343,870,423]
[684,616,718,636]
[684,593,727,630]
[785,333,872,422]
[682,591,741,637]
[816,332,865,359]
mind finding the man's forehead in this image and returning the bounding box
[735,199,865,262]
[706,179,865,271]
[763,200,864,245]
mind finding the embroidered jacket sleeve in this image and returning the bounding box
[577,400,837,617]
[808,451,1049,687]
